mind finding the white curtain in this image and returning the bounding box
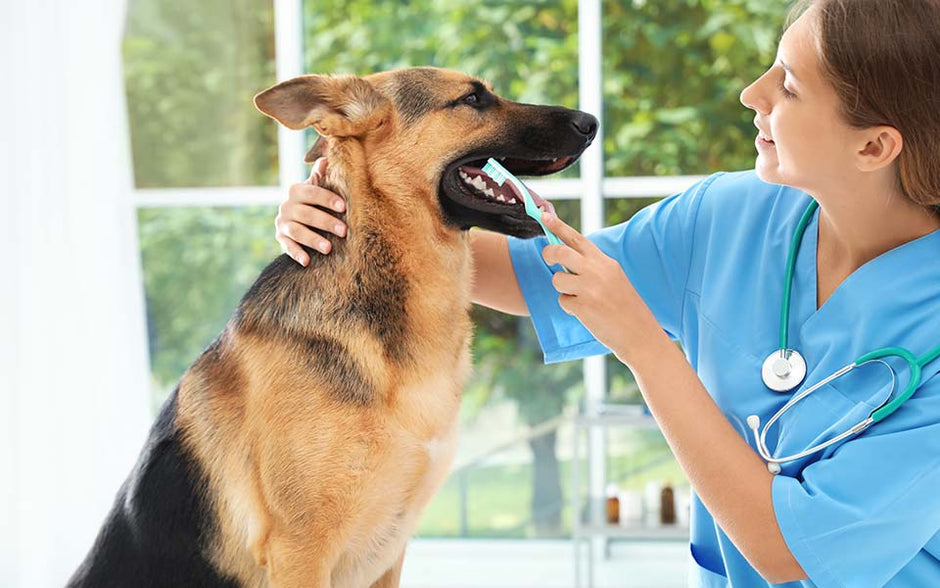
[0,0,151,586]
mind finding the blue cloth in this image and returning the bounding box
[507,171,940,587]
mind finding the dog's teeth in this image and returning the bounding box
[509,198,518,204]
[472,177,486,190]
[552,158,558,162]
[484,188,494,198]
[496,195,506,202]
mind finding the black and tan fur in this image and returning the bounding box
[68,67,596,588]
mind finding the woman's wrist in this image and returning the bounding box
[611,305,671,369]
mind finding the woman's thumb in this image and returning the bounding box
[308,157,328,184]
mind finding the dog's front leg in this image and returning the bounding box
[369,548,406,588]
[264,528,339,588]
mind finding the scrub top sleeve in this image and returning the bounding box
[771,387,940,588]
[507,174,715,364]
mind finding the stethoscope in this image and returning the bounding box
[747,200,940,474]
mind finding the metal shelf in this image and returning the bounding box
[576,522,689,541]
[571,405,688,588]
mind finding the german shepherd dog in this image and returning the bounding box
[68,67,596,588]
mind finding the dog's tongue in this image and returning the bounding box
[460,166,556,216]
[522,185,556,216]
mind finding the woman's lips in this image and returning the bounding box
[756,133,776,149]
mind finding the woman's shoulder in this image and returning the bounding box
[693,169,811,228]
[698,169,805,207]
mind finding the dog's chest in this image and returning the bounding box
[333,423,459,588]
[332,364,466,587]
[389,365,466,493]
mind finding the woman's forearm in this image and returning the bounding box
[469,230,529,316]
[623,327,808,584]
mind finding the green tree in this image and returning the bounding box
[603,0,789,176]
[123,0,278,188]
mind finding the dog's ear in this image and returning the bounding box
[303,136,327,164]
[254,74,390,138]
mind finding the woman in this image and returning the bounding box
[274,1,940,585]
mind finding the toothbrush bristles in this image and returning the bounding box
[482,161,508,186]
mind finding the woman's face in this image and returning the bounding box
[740,8,860,194]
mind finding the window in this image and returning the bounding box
[126,0,791,538]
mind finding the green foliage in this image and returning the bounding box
[138,206,280,397]
[304,0,579,106]
[302,0,582,178]
[123,0,279,188]
[603,0,790,176]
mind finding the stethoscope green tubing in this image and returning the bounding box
[779,201,819,351]
[779,200,940,422]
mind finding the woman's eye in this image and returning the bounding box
[463,93,479,105]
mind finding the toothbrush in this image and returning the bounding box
[481,158,564,246]
[481,157,569,273]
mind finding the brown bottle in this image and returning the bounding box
[660,483,676,525]
[605,484,620,525]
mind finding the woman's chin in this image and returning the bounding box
[754,157,784,185]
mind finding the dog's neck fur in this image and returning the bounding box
[316,139,472,364]
[229,135,472,379]
[324,139,466,270]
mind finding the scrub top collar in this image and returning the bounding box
[792,201,940,345]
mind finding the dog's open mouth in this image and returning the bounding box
[442,155,576,219]
[454,158,567,216]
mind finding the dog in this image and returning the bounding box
[67,66,596,588]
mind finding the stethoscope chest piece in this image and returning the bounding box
[762,349,807,393]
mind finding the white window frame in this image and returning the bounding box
[131,0,707,514]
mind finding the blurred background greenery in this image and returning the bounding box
[125,0,791,538]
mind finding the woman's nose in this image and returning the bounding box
[740,78,770,116]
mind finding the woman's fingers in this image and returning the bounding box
[288,182,346,213]
[542,212,595,254]
[279,235,311,267]
[551,270,580,295]
[278,220,336,257]
[275,196,343,249]
[280,200,347,238]
[277,158,347,265]
[308,157,328,183]
[541,244,582,274]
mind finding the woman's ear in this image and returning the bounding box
[254,74,390,138]
[856,126,903,172]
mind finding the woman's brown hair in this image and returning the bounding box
[789,0,940,209]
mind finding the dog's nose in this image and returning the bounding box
[572,113,598,140]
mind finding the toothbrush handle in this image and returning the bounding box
[544,232,564,247]
[537,222,570,272]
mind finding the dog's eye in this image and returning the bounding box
[462,92,479,105]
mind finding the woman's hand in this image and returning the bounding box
[275,158,348,266]
[539,212,663,364]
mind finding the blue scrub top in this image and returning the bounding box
[507,171,940,587]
